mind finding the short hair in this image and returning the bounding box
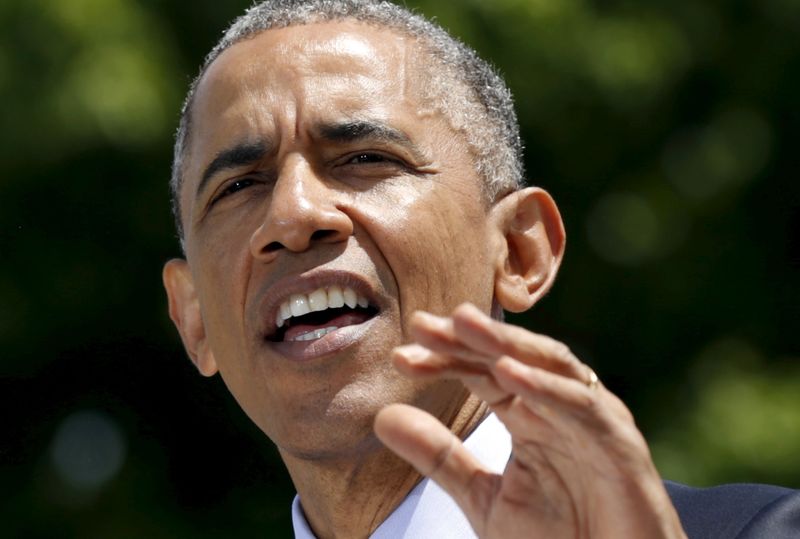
[170,0,524,241]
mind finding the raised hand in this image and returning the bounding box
[375,303,686,539]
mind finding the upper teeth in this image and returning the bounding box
[276,286,369,328]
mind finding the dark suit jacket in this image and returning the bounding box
[666,481,800,538]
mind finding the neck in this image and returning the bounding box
[282,391,487,539]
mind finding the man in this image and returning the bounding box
[162,1,799,537]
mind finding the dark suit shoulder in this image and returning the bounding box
[666,480,800,538]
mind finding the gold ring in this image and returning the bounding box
[585,366,600,390]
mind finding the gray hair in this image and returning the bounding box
[170,0,524,240]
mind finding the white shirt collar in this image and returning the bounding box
[291,413,512,538]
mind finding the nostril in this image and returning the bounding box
[265,241,283,253]
[254,227,346,257]
[311,229,338,242]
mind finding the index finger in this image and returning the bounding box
[451,303,587,381]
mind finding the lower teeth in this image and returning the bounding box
[292,326,338,342]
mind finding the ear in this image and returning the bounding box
[162,259,218,376]
[489,187,566,313]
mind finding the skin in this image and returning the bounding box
[164,20,686,539]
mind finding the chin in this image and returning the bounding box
[270,401,388,462]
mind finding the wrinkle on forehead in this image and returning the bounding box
[228,24,405,80]
[197,24,421,122]
[205,26,415,113]
[279,32,381,69]
[271,30,411,110]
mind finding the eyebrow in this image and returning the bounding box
[195,120,424,199]
[317,120,426,162]
[197,141,268,199]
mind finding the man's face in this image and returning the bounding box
[176,21,499,459]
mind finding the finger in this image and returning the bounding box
[404,311,593,409]
[392,344,488,379]
[451,303,587,381]
[409,307,588,384]
[374,404,498,526]
[408,311,491,366]
[492,356,611,428]
[460,372,514,408]
[393,344,512,404]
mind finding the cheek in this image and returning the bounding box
[189,242,251,351]
[356,179,494,313]
[198,198,266,255]
[188,202,263,310]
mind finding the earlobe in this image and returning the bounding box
[162,259,219,377]
[490,187,566,313]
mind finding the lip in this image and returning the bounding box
[254,269,384,344]
[268,315,378,361]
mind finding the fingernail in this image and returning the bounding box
[412,310,448,328]
[393,343,430,363]
[455,302,488,320]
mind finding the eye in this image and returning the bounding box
[332,150,416,184]
[212,177,255,204]
[347,152,391,164]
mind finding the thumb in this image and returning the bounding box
[374,404,497,531]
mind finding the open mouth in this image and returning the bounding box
[269,285,379,342]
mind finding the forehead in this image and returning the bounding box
[224,23,402,80]
[191,21,422,135]
[183,20,441,186]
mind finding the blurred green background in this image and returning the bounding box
[1,0,798,537]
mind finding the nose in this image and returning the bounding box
[249,156,353,260]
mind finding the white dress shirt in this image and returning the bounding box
[291,414,512,538]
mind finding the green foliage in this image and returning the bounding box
[651,338,800,486]
[1,0,798,536]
